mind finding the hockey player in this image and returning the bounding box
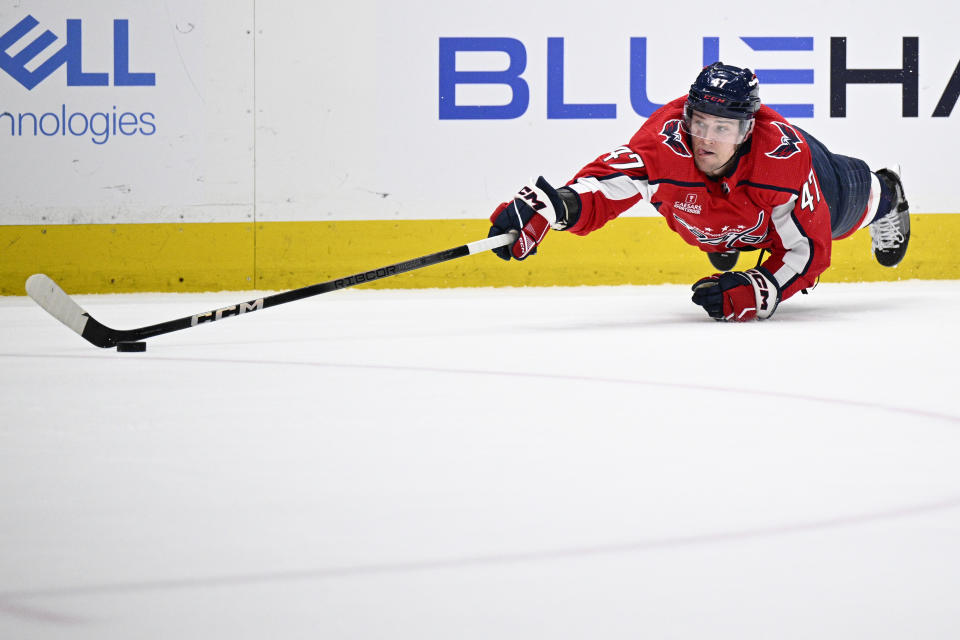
[487,62,911,322]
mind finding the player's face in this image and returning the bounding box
[686,111,749,177]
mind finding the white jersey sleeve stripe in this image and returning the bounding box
[769,196,814,288]
[568,174,654,202]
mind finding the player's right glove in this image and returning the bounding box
[488,176,573,261]
[691,268,780,322]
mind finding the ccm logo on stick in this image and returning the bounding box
[191,299,264,326]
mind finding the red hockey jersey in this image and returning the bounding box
[565,96,832,302]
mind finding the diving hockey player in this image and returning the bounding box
[487,62,911,322]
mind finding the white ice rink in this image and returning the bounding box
[2,280,960,639]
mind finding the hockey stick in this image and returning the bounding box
[25,231,518,349]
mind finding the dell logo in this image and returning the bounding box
[0,15,156,90]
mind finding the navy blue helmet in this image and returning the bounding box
[686,62,761,120]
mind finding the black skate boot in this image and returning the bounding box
[708,249,739,271]
[870,168,910,267]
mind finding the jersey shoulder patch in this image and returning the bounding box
[764,121,804,159]
[659,119,692,158]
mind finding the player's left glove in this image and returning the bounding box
[488,176,567,261]
[691,268,780,322]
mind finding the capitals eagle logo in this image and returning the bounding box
[672,210,768,249]
[660,119,692,158]
[766,122,804,159]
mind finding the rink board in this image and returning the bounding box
[1,213,957,295]
[3,2,959,296]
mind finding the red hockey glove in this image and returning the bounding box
[488,177,565,260]
[691,268,780,322]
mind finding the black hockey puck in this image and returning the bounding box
[117,341,147,352]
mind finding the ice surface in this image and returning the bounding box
[1,281,959,639]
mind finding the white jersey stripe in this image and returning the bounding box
[569,174,654,202]
[769,196,813,288]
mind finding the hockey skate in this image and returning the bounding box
[708,249,739,271]
[870,167,910,267]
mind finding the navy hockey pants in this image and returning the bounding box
[795,127,872,239]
